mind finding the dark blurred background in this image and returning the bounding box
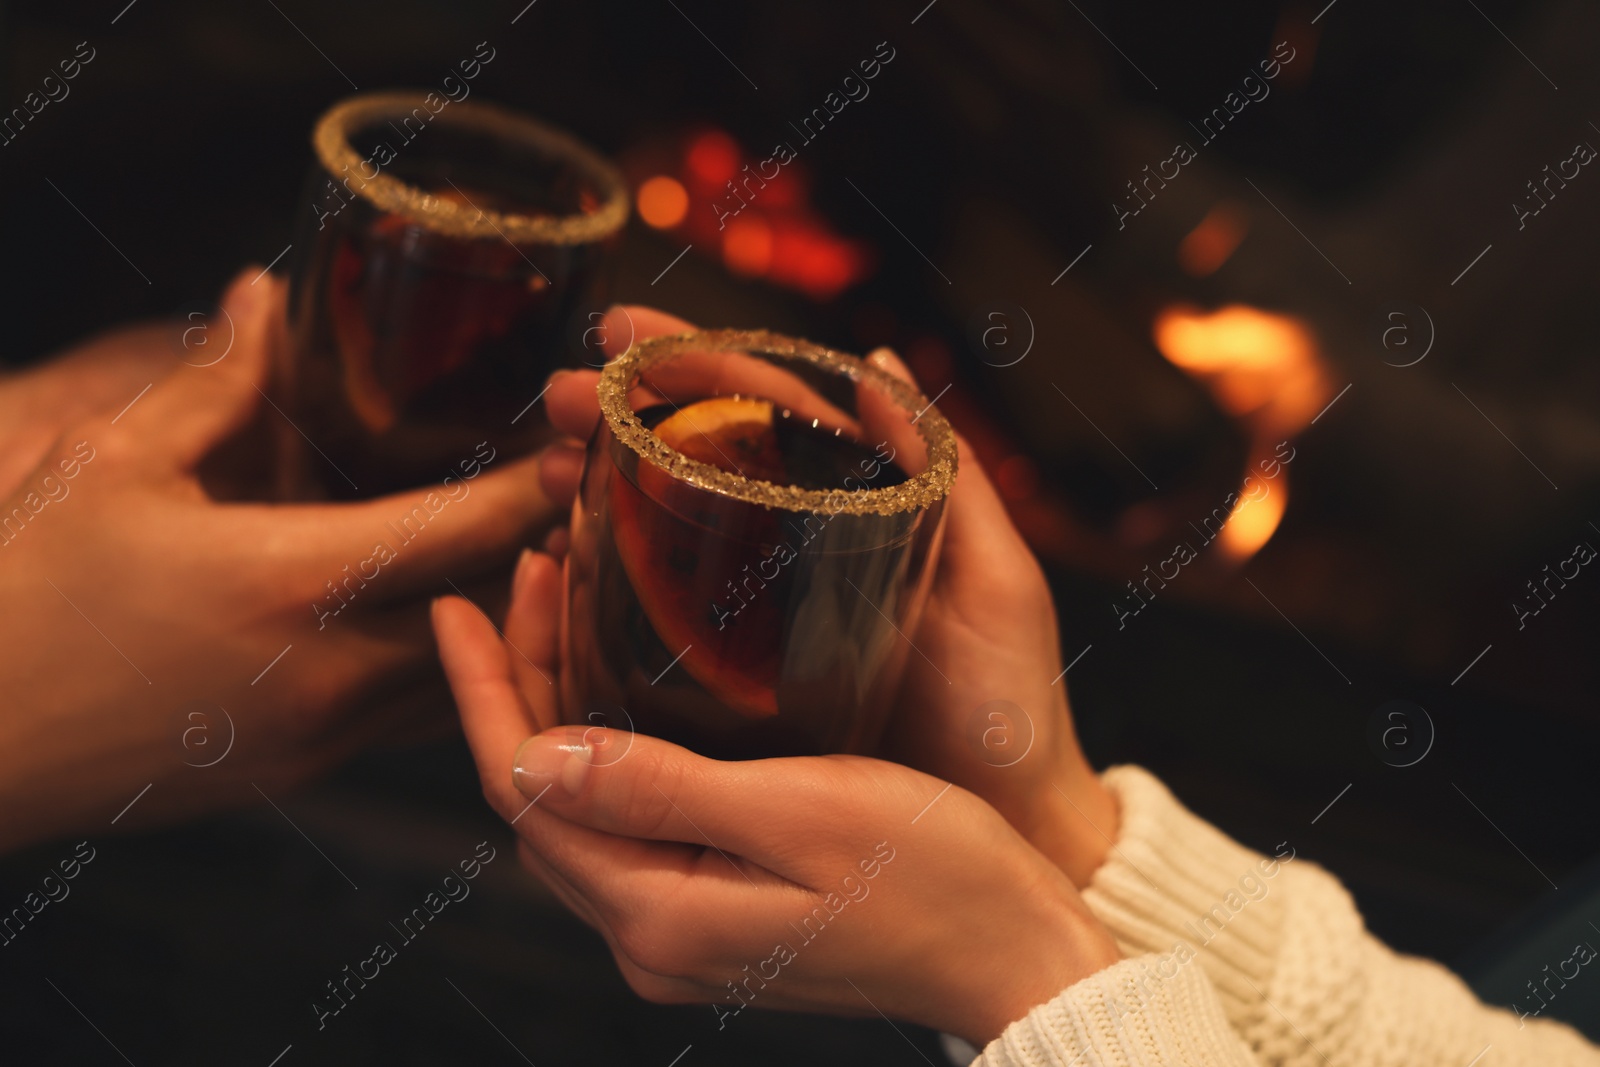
[3,0,1599,1063]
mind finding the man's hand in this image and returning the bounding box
[0,268,560,852]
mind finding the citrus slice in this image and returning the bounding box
[651,395,788,482]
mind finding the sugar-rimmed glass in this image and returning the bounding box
[564,329,957,760]
[282,91,628,497]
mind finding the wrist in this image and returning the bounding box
[950,872,1123,1046]
[1019,769,1118,889]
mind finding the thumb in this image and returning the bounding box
[123,267,280,469]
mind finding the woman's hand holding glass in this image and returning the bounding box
[434,306,1128,1041]
[535,307,1119,884]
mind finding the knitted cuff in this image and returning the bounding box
[975,953,1259,1067]
[1080,766,1288,1030]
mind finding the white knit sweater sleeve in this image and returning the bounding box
[1078,765,1600,1067]
[975,952,1263,1067]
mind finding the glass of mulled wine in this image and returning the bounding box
[281,92,628,498]
[564,330,957,760]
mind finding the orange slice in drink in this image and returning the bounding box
[654,396,788,481]
[610,396,788,719]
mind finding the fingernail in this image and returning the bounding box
[867,348,907,377]
[512,548,538,602]
[513,734,591,800]
[542,525,570,560]
[543,368,573,391]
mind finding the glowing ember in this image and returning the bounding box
[686,130,740,185]
[723,215,774,275]
[627,127,874,299]
[637,175,689,229]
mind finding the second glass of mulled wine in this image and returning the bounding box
[282,91,628,498]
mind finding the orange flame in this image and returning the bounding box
[1154,303,1330,561]
[1153,304,1327,434]
[1216,451,1291,561]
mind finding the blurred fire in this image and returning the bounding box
[686,130,740,186]
[1154,304,1327,434]
[1217,447,1291,560]
[1177,202,1249,277]
[1154,303,1330,561]
[628,129,874,300]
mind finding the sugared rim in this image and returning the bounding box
[312,91,629,245]
[598,329,958,517]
